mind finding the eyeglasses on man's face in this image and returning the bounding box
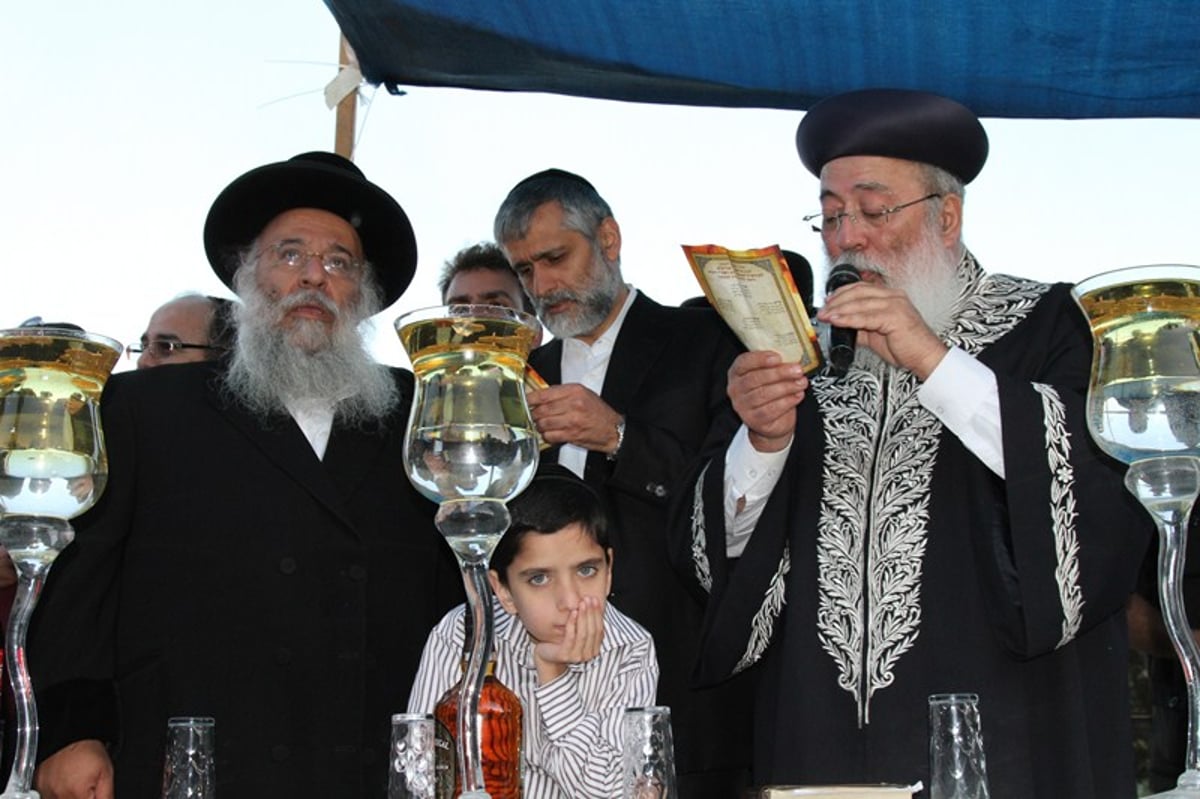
[803,193,942,234]
[125,341,224,360]
[259,241,364,279]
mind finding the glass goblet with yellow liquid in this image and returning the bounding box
[398,305,541,558]
[1075,266,1200,464]
[0,326,122,799]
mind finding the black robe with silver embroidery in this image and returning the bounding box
[675,258,1152,798]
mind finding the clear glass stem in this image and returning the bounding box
[1126,457,1200,797]
[1161,517,1200,775]
[457,561,493,799]
[434,499,510,799]
[0,517,73,799]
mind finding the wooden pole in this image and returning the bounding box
[334,35,357,159]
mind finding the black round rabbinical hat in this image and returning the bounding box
[203,151,418,309]
[796,89,989,184]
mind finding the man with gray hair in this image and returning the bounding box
[29,152,462,798]
[495,168,751,798]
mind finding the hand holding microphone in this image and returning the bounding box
[825,263,861,378]
[820,263,951,381]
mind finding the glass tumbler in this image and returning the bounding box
[389,712,440,799]
[928,693,990,799]
[621,705,678,799]
[161,716,215,799]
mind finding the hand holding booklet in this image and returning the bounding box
[682,244,823,374]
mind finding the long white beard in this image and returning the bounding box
[223,273,398,427]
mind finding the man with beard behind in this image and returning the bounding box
[26,152,463,798]
[672,89,1153,797]
[494,169,752,798]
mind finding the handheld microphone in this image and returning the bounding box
[825,263,861,378]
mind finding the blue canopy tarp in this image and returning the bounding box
[323,0,1200,119]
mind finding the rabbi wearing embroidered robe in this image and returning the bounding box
[674,89,1151,798]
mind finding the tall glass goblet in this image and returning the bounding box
[396,305,540,799]
[1073,264,1200,798]
[0,326,122,798]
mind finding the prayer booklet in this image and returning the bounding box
[757,784,923,798]
[683,244,823,374]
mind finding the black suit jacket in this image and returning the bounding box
[28,360,463,798]
[530,292,751,793]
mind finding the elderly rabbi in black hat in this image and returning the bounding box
[27,153,462,799]
[672,89,1151,797]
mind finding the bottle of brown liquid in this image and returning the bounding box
[433,605,523,798]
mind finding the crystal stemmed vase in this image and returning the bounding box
[397,304,540,799]
[1073,264,1200,798]
[0,326,122,798]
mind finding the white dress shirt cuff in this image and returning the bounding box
[917,345,1005,479]
[723,425,792,557]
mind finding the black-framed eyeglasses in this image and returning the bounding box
[125,341,225,360]
[259,241,364,278]
[803,193,942,234]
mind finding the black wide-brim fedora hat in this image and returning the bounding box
[796,88,989,184]
[203,151,417,309]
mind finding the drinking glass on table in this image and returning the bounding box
[621,706,678,799]
[928,693,990,799]
[389,712,449,799]
[161,716,215,799]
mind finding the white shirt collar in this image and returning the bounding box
[561,286,637,366]
[285,398,336,460]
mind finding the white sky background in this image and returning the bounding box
[6,0,1200,373]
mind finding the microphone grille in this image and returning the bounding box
[826,263,862,291]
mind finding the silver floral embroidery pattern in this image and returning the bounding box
[814,364,936,725]
[688,460,791,674]
[863,371,939,718]
[1033,382,1083,645]
[813,372,875,715]
[801,255,1058,724]
[946,270,1049,357]
[690,463,713,593]
[736,546,790,674]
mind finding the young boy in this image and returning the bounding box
[407,465,659,798]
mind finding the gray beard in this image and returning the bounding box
[534,250,624,339]
[222,273,399,428]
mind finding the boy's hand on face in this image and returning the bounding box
[533,595,606,685]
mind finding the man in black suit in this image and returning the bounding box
[494,169,751,798]
[28,152,462,798]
